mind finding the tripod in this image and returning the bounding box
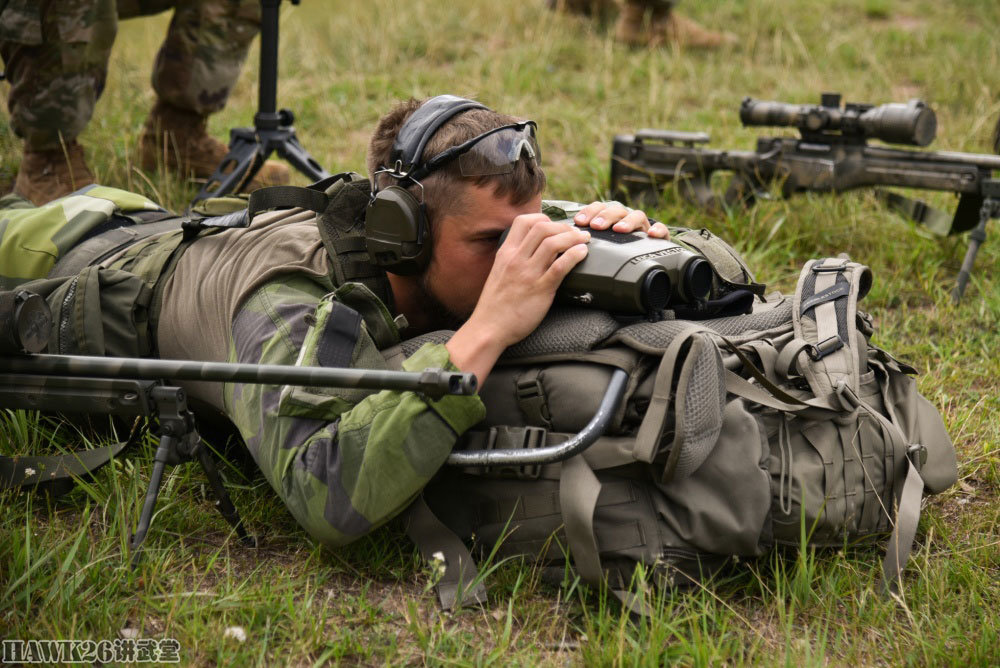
[191,0,331,205]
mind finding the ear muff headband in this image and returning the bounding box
[388,95,489,174]
[366,96,491,276]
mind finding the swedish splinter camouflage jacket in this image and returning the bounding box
[221,275,486,547]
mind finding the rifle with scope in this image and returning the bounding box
[610,93,1000,302]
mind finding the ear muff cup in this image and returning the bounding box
[365,186,432,275]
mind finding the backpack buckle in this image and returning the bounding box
[811,260,848,273]
[807,335,845,361]
[907,443,927,471]
[483,426,546,480]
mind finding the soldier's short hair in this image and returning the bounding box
[366,98,547,230]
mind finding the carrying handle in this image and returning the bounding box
[447,368,629,467]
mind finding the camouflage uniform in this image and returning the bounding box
[0,184,487,547]
[0,0,260,151]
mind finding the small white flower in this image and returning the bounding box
[224,626,247,643]
[428,551,447,580]
[23,467,36,477]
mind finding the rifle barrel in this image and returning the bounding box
[0,354,477,397]
[863,145,1000,170]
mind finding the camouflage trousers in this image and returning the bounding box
[0,0,261,151]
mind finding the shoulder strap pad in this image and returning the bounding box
[792,257,873,397]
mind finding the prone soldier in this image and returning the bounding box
[0,95,668,548]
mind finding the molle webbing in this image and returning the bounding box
[49,217,182,279]
[314,176,396,311]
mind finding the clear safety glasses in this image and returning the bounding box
[417,121,541,178]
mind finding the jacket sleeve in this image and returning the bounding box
[222,276,485,547]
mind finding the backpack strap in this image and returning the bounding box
[792,257,873,397]
[559,454,654,616]
[632,324,725,482]
[49,218,183,279]
[0,441,130,495]
[403,495,487,610]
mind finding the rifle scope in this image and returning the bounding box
[500,221,713,316]
[740,94,937,147]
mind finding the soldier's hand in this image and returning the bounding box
[471,213,590,348]
[573,201,670,239]
[445,213,589,386]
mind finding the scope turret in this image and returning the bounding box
[739,93,937,146]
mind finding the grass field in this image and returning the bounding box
[1,0,998,665]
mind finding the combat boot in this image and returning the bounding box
[139,101,290,191]
[614,2,672,46]
[663,11,737,49]
[615,3,736,49]
[548,0,616,18]
[13,142,95,206]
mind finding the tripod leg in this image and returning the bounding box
[191,128,266,204]
[951,206,991,304]
[273,132,332,182]
[196,445,256,548]
[130,434,174,569]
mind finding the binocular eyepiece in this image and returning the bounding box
[502,221,713,317]
[0,290,52,355]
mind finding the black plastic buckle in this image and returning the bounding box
[483,426,545,480]
[807,335,845,361]
[515,378,552,426]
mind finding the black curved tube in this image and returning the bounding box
[447,368,629,467]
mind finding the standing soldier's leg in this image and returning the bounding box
[0,0,117,204]
[615,0,735,49]
[139,0,289,189]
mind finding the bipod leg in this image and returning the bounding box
[952,197,996,304]
[195,444,256,547]
[191,127,266,205]
[130,386,254,568]
[129,433,175,569]
[271,128,332,182]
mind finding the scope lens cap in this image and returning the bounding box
[911,105,937,147]
[641,269,671,312]
[683,259,714,301]
[14,291,52,354]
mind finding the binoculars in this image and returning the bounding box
[503,221,713,317]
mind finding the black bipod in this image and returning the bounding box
[130,385,255,568]
[952,181,1000,303]
[190,0,330,206]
